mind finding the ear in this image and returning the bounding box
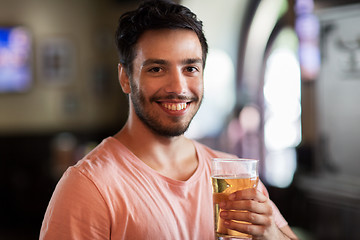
[118,63,131,94]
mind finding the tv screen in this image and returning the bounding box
[0,26,32,93]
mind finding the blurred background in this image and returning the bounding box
[0,0,359,239]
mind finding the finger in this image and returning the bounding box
[220,210,271,226]
[220,198,273,216]
[223,220,268,237]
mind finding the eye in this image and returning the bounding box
[148,67,162,73]
[185,66,199,73]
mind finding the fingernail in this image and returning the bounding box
[228,193,235,200]
[220,211,228,218]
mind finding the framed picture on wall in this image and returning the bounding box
[38,37,76,86]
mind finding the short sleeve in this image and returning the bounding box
[40,167,111,240]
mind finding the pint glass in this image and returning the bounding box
[211,158,259,239]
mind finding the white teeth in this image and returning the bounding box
[163,103,187,111]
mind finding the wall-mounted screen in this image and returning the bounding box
[0,26,32,93]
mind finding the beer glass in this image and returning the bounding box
[211,158,259,239]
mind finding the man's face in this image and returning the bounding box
[129,29,204,137]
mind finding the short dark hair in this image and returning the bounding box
[115,0,208,77]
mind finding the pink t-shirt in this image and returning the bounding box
[40,137,287,240]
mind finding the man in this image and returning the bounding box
[40,0,298,239]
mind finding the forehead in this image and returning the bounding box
[134,29,203,63]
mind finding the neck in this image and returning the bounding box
[114,116,198,181]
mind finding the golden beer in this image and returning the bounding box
[212,175,259,239]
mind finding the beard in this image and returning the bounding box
[129,81,202,137]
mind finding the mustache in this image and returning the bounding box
[150,94,199,102]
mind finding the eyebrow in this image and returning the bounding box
[182,58,203,65]
[142,59,168,67]
[142,58,203,67]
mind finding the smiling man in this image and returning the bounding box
[124,28,204,138]
[40,1,298,239]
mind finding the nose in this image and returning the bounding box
[164,69,187,95]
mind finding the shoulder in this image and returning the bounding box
[55,137,131,200]
[73,137,126,177]
[193,140,237,159]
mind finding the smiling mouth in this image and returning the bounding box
[161,102,187,111]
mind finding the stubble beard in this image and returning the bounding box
[129,81,202,138]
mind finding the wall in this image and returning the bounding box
[0,1,136,238]
[316,4,360,177]
[0,0,135,134]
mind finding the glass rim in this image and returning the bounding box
[211,158,258,163]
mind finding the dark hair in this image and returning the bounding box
[115,0,208,77]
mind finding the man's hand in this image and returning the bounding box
[219,188,298,240]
